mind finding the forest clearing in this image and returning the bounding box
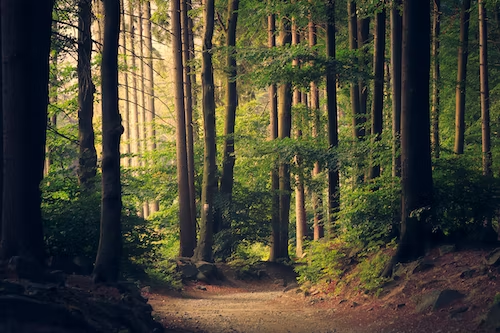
[2,0,500,331]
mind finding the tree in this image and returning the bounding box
[218,0,240,233]
[479,0,491,179]
[128,0,140,168]
[348,1,361,140]
[120,0,131,168]
[326,0,339,235]
[172,0,196,258]
[193,0,217,262]
[391,0,402,177]
[0,0,54,265]
[454,0,471,155]
[431,0,441,159]
[368,2,386,180]
[77,0,98,190]
[357,15,370,138]
[391,0,432,265]
[93,0,123,283]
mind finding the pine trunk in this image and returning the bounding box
[454,0,471,155]
[93,0,123,283]
[120,0,131,167]
[348,1,361,140]
[391,0,402,177]
[128,0,140,168]
[193,0,217,262]
[431,0,441,159]
[357,17,370,137]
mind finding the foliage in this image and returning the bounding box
[295,240,346,285]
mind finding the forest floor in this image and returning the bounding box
[148,247,500,333]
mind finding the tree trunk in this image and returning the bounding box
[394,0,432,264]
[277,17,292,261]
[454,0,471,155]
[128,0,140,168]
[78,0,98,191]
[0,12,2,240]
[172,0,196,258]
[309,14,323,240]
[368,4,386,180]
[391,0,402,178]
[326,0,339,236]
[431,0,441,159]
[120,0,131,167]
[218,0,240,233]
[268,13,281,262]
[93,0,123,283]
[357,17,370,138]
[144,0,159,213]
[181,0,197,233]
[0,0,54,265]
[193,0,217,262]
[348,1,361,140]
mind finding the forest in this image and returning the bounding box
[1,0,500,332]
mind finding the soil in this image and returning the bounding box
[148,248,500,333]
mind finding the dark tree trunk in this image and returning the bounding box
[268,13,281,262]
[391,0,402,177]
[326,0,339,235]
[0,12,2,240]
[181,0,197,234]
[218,0,240,233]
[357,17,370,137]
[120,0,131,167]
[394,0,432,264]
[0,0,54,265]
[93,0,123,283]
[368,4,386,180]
[77,0,98,191]
[128,0,140,168]
[454,0,471,155]
[173,0,196,258]
[193,0,217,262]
[431,0,441,159]
[348,1,361,140]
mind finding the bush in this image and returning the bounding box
[295,240,346,285]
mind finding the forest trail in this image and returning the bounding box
[147,249,500,333]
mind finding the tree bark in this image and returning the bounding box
[431,0,441,159]
[181,0,197,232]
[120,0,131,167]
[128,0,140,168]
[277,17,292,261]
[218,0,240,233]
[394,0,432,264]
[173,0,196,258]
[268,13,281,262]
[78,0,98,191]
[326,0,339,235]
[368,4,386,180]
[348,1,361,140]
[357,16,370,138]
[93,0,123,283]
[0,0,54,265]
[391,0,402,178]
[309,14,323,240]
[454,0,471,155]
[193,0,217,262]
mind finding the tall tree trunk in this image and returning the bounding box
[393,0,432,264]
[128,0,140,168]
[193,0,217,262]
[357,16,370,137]
[120,0,131,167]
[368,4,386,180]
[78,0,98,191]
[0,0,54,265]
[309,14,323,240]
[218,0,240,233]
[326,0,339,235]
[454,0,471,155]
[277,17,292,261]
[173,0,196,257]
[187,0,199,139]
[292,19,307,257]
[391,0,402,177]
[268,13,281,262]
[431,0,441,159]
[93,0,123,283]
[348,1,361,140]
[181,0,197,232]
[0,12,2,240]
[45,21,58,176]
[144,0,158,213]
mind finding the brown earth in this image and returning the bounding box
[149,248,500,333]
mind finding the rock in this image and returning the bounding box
[439,245,456,256]
[411,259,435,274]
[0,281,25,295]
[415,289,465,313]
[449,306,468,318]
[7,256,44,281]
[72,256,94,276]
[195,261,217,278]
[196,285,207,291]
[283,282,299,293]
[47,256,92,276]
[351,302,359,308]
[397,303,406,309]
[459,268,476,279]
[485,248,500,266]
[177,262,198,280]
[482,303,500,331]
[196,272,209,283]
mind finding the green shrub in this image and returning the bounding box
[295,240,346,285]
